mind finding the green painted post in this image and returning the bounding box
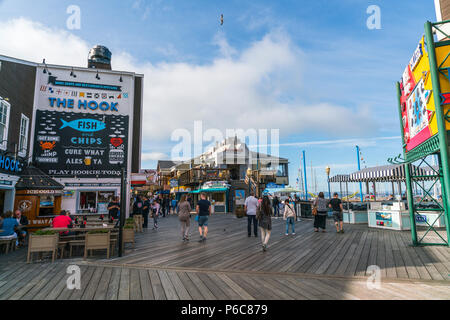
[396,82,418,245]
[425,21,450,245]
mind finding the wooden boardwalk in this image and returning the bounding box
[0,214,448,300]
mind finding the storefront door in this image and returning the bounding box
[0,190,5,213]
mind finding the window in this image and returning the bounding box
[39,195,55,216]
[211,193,225,203]
[0,98,10,150]
[19,114,29,157]
[78,191,115,213]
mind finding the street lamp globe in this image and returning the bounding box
[325,166,330,176]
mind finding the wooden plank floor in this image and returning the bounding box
[0,261,447,300]
[0,214,448,300]
[98,215,450,282]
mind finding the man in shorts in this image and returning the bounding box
[196,193,211,242]
[329,192,344,233]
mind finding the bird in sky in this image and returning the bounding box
[220,14,224,26]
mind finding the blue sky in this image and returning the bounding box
[0,0,438,194]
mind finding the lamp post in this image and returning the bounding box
[118,165,126,257]
[325,166,331,199]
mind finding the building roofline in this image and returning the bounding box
[0,54,144,77]
[0,54,37,67]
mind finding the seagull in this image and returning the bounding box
[220,14,224,26]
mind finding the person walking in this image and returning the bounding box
[272,196,280,218]
[163,196,170,217]
[196,193,211,242]
[142,196,151,229]
[151,199,160,230]
[178,194,192,242]
[283,199,296,235]
[329,192,344,233]
[244,192,259,237]
[313,192,329,232]
[256,196,272,252]
[132,196,144,217]
[171,197,178,214]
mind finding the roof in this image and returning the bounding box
[190,187,229,193]
[0,54,144,77]
[347,164,438,183]
[16,166,64,190]
[157,160,181,170]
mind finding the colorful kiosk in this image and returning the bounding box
[190,181,230,213]
[331,164,442,230]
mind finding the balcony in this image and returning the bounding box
[179,168,230,186]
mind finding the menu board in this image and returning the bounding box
[33,110,128,178]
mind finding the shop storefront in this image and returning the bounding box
[14,166,64,228]
[30,63,143,216]
[190,181,230,213]
[170,186,192,201]
[61,182,120,214]
[0,153,24,213]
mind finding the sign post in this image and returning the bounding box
[118,165,126,257]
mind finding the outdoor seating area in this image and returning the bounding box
[0,216,142,263]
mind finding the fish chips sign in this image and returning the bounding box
[399,36,450,152]
[32,66,133,178]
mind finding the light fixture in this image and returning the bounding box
[42,58,52,75]
[70,67,77,78]
[119,74,123,82]
[96,71,100,80]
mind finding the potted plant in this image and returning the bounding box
[235,205,246,218]
[84,230,110,259]
[27,230,59,263]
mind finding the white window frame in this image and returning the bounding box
[0,97,10,151]
[18,114,29,157]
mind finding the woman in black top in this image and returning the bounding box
[257,196,273,251]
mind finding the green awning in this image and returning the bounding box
[189,187,228,194]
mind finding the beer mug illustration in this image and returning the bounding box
[84,157,92,166]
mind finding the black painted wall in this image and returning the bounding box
[132,76,143,173]
[0,58,35,163]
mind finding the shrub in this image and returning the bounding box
[33,230,56,236]
[87,230,109,234]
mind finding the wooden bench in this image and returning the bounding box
[0,236,16,254]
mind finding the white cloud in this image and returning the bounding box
[141,152,168,161]
[0,18,378,156]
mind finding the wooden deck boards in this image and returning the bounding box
[0,214,448,300]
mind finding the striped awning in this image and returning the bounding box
[329,174,351,183]
[348,164,439,182]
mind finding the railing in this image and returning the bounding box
[179,168,230,186]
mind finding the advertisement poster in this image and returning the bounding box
[34,110,129,178]
[400,35,450,152]
[235,190,245,205]
[33,67,133,178]
[376,212,392,228]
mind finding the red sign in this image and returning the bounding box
[110,138,123,147]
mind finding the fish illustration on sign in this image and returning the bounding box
[60,119,106,132]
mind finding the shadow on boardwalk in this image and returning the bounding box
[0,215,448,300]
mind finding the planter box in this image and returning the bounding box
[123,228,135,248]
[235,207,246,218]
[84,232,110,259]
[27,234,59,263]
